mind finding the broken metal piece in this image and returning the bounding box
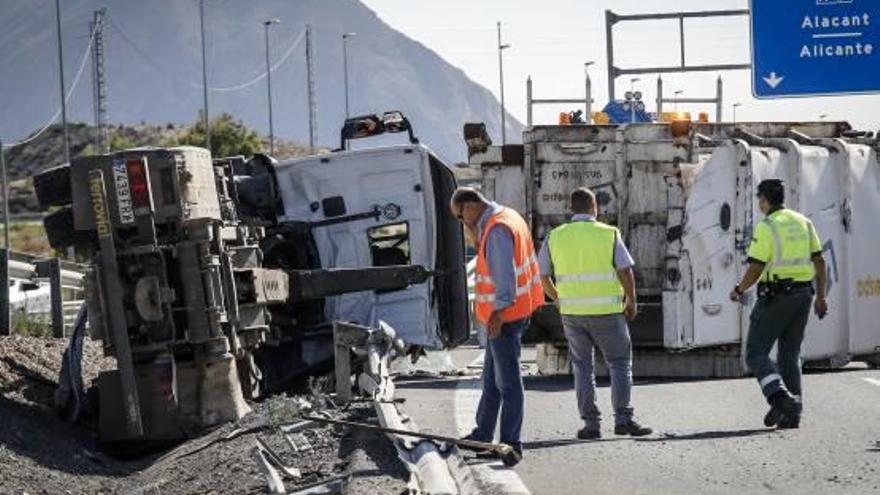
[252,445,286,494]
[255,436,302,479]
[288,475,350,495]
[300,414,520,466]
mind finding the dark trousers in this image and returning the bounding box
[473,317,529,446]
[745,287,813,402]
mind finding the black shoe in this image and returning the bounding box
[763,391,797,427]
[777,415,800,429]
[503,443,523,467]
[614,421,653,437]
[577,427,601,440]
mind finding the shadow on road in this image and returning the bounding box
[636,428,775,442]
[522,437,629,450]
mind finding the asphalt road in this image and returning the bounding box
[395,345,880,495]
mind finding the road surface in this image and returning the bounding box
[396,345,880,495]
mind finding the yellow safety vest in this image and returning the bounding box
[748,208,820,283]
[548,221,624,315]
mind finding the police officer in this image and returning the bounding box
[539,187,652,440]
[730,179,828,429]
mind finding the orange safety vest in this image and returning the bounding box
[474,207,544,325]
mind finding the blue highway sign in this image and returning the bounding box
[750,0,880,98]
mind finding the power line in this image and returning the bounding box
[2,20,98,149]
[108,20,306,93]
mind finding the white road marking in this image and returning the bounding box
[454,353,532,495]
[862,377,880,387]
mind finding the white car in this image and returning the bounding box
[8,277,52,315]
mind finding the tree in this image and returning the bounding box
[173,111,262,158]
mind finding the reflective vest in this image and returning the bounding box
[473,207,544,325]
[548,221,624,316]
[751,209,818,283]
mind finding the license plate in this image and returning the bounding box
[112,159,135,224]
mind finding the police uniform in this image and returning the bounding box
[743,185,822,427]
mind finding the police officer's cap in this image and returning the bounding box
[756,179,784,198]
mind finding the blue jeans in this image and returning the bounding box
[473,317,528,446]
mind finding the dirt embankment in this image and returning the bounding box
[0,336,407,495]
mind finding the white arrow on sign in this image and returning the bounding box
[763,72,784,89]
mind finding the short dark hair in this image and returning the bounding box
[757,179,785,206]
[570,187,596,213]
[450,187,488,208]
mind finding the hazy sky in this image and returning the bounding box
[361,0,880,133]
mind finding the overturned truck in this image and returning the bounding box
[467,121,880,376]
[35,115,468,445]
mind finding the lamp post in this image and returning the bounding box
[54,0,70,165]
[263,18,280,156]
[673,89,684,111]
[584,61,594,121]
[819,113,828,121]
[342,32,356,119]
[732,102,742,124]
[497,21,511,145]
[199,0,211,152]
[629,77,640,123]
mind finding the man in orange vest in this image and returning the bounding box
[451,187,543,465]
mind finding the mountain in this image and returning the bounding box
[0,0,521,167]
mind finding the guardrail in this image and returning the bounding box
[1,248,86,338]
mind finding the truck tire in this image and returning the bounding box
[33,164,72,208]
[44,206,95,249]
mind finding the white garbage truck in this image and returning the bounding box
[465,121,880,377]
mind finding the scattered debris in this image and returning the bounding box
[0,335,410,495]
[252,444,287,494]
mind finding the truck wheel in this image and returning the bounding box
[44,207,94,249]
[33,164,72,208]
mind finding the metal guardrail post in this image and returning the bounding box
[1,248,9,336]
[36,258,65,338]
[49,259,63,338]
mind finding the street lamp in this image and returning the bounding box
[629,77,641,123]
[497,21,511,145]
[673,90,684,111]
[263,18,280,156]
[584,61,595,121]
[342,33,356,119]
[819,114,829,121]
[54,0,70,166]
[199,0,211,152]
[732,102,743,124]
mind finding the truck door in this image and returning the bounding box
[837,142,880,359]
[273,145,466,348]
[795,142,849,362]
[678,143,742,347]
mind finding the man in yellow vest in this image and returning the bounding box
[730,179,828,429]
[451,187,543,464]
[539,187,651,440]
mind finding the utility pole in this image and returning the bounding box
[342,33,356,119]
[55,0,70,165]
[0,140,8,249]
[585,61,594,123]
[496,21,511,145]
[263,18,280,156]
[91,9,109,153]
[199,0,211,153]
[306,24,318,153]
